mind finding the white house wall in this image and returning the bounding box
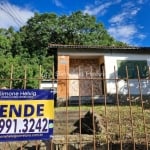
[104,53,150,95]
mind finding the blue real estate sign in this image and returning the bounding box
[0,89,54,142]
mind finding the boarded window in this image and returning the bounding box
[117,60,148,79]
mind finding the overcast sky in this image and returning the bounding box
[0,0,150,46]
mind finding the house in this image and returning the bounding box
[40,80,57,106]
[40,80,57,90]
[48,44,150,104]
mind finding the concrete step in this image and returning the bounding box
[54,110,87,135]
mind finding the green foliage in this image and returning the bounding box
[0,11,127,88]
[0,27,14,55]
[19,11,126,56]
[0,55,40,88]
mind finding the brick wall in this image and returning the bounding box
[57,56,69,100]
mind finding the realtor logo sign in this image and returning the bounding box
[0,89,54,142]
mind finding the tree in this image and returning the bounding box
[0,27,15,56]
[20,13,59,57]
[0,55,40,89]
[0,11,127,88]
[19,11,127,57]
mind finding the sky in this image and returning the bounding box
[0,0,150,46]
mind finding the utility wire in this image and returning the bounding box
[0,6,20,27]
[5,2,25,25]
[0,2,23,27]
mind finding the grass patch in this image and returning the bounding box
[55,105,150,142]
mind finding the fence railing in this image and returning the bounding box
[0,65,150,150]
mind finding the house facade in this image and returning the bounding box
[48,44,150,104]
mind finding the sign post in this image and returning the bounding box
[0,89,54,142]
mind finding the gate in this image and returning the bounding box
[0,65,150,150]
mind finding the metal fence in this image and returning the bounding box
[0,65,150,150]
